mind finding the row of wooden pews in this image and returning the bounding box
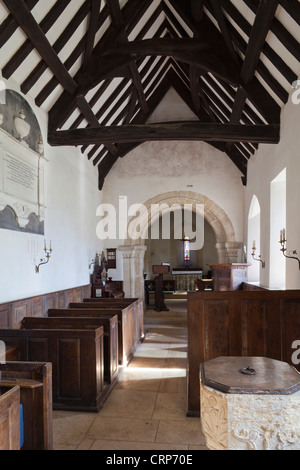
[0,296,144,450]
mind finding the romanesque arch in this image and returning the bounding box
[119,191,243,298]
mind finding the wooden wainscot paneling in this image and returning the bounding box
[31,296,44,317]
[12,300,31,329]
[0,304,10,329]
[43,294,56,314]
[0,285,91,329]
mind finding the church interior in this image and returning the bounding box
[0,0,300,452]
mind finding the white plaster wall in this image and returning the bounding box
[0,77,102,303]
[245,91,300,289]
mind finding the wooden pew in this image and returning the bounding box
[0,326,105,412]
[187,289,300,417]
[48,307,136,367]
[0,361,52,450]
[70,297,145,350]
[22,316,119,385]
[0,385,20,450]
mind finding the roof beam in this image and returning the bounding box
[209,0,239,64]
[106,0,149,114]
[191,0,204,23]
[20,0,92,95]
[240,0,280,85]
[226,0,279,153]
[0,0,38,48]
[75,95,118,156]
[82,0,102,65]
[2,0,77,94]
[2,0,72,79]
[48,0,153,129]
[77,34,241,92]
[48,122,280,146]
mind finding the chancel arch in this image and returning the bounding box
[119,191,243,298]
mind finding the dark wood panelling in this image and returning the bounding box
[0,285,91,330]
[0,304,10,329]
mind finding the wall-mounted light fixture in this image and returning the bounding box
[251,240,265,268]
[35,240,52,273]
[279,229,300,269]
[89,251,101,269]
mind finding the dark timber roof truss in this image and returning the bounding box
[1,0,299,189]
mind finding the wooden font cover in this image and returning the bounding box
[200,356,300,395]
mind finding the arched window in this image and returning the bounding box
[270,169,286,289]
[248,195,261,282]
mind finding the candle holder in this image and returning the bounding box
[251,247,265,268]
[89,252,101,269]
[279,230,300,270]
[35,241,52,273]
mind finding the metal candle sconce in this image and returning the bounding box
[279,229,300,270]
[251,241,265,268]
[88,251,101,269]
[35,240,52,273]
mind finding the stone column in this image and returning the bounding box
[119,244,147,299]
[225,241,243,263]
[133,245,147,300]
[215,242,227,263]
[119,245,135,298]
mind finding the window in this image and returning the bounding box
[248,195,261,282]
[270,169,286,289]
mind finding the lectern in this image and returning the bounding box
[152,265,170,312]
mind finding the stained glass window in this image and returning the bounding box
[184,236,190,262]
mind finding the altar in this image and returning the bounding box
[171,270,202,291]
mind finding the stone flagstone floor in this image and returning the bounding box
[52,299,208,450]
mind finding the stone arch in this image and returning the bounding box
[119,191,242,298]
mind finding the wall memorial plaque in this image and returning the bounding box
[0,90,47,235]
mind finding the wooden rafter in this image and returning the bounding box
[2,0,71,79]
[2,0,77,94]
[209,0,239,64]
[82,0,102,65]
[0,0,38,48]
[20,0,92,95]
[106,0,149,114]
